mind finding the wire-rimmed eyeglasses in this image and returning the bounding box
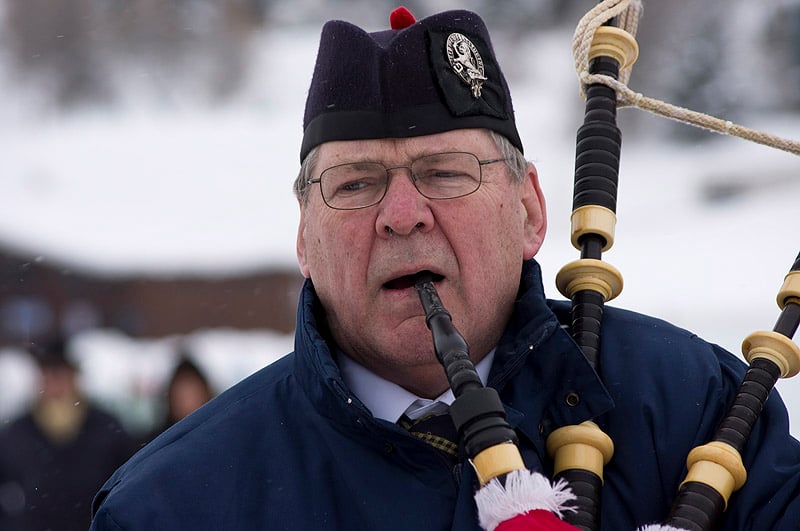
[306,151,508,210]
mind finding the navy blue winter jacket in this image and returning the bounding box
[90,260,800,530]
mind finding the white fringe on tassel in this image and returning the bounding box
[636,525,689,531]
[474,469,577,531]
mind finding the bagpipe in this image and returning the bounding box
[413,1,800,529]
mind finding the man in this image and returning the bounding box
[0,338,135,531]
[89,8,800,530]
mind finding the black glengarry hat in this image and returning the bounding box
[301,7,522,161]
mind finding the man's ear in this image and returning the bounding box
[520,162,547,260]
[296,202,311,279]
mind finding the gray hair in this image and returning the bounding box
[292,130,527,206]
[487,130,527,185]
[293,147,320,206]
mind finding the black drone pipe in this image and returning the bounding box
[664,252,800,531]
[548,26,626,531]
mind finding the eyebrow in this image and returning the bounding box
[331,149,471,166]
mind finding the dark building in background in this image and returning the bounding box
[0,250,302,348]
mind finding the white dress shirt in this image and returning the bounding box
[338,349,495,422]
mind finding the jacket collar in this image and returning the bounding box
[293,259,614,438]
[488,260,614,443]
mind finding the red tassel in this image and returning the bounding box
[495,510,581,531]
[389,6,416,29]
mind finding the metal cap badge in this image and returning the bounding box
[446,33,487,98]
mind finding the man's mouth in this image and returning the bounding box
[383,270,444,291]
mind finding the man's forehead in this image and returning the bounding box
[316,128,494,164]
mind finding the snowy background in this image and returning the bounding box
[0,0,798,438]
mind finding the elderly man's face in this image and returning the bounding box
[297,129,546,397]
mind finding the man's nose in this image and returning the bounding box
[376,168,433,236]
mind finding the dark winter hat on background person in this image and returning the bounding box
[28,337,78,370]
[300,6,522,161]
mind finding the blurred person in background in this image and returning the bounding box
[141,354,215,446]
[0,337,135,531]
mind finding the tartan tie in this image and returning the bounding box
[398,411,459,458]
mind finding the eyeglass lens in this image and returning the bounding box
[319,152,483,210]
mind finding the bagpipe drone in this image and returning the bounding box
[411,1,800,530]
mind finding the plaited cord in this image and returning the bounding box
[573,0,800,156]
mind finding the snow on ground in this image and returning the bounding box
[0,26,798,438]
